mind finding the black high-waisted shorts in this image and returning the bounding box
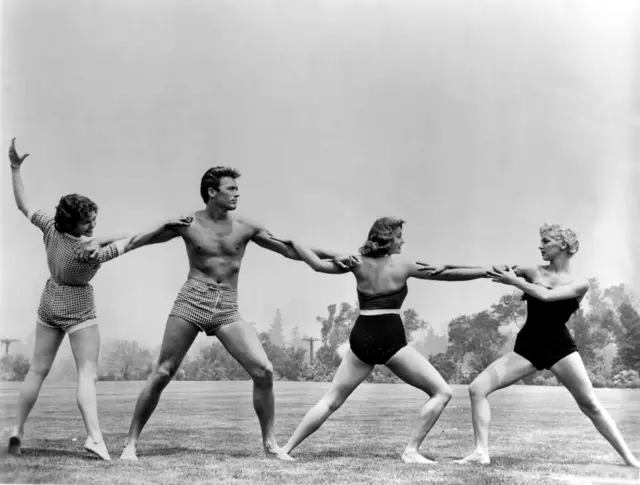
[349,313,407,365]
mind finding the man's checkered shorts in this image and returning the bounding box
[170,278,243,335]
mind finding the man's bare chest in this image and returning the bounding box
[185,224,251,257]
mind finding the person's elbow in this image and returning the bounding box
[16,204,29,217]
[125,236,141,252]
[537,292,552,303]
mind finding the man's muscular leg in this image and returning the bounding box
[120,317,198,460]
[216,320,291,460]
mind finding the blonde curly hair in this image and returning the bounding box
[540,223,579,255]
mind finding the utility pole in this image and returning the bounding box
[302,337,318,365]
[0,339,18,357]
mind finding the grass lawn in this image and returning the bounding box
[0,381,639,484]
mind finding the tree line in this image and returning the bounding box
[2,279,639,388]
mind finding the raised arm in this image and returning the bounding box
[9,138,31,217]
[488,266,589,302]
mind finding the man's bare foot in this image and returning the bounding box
[401,450,437,464]
[120,444,138,461]
[8,435,21,456]
[455,451,490,465]
[84,437,111,461]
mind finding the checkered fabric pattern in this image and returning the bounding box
[170,278,243,336]
[30,210,124,329]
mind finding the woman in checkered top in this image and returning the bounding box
[7,138,191,460]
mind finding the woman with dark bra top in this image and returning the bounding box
[456,223,639,469]
[271,217,488,463]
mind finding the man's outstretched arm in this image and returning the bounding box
[247,218,357,269]
[252,229,341,260]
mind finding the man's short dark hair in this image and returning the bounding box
[200,166,242,203]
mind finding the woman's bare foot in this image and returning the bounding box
[264,441,295,461]
[84,437,111,461]
[455,450,490,465]
[401,449,437,464]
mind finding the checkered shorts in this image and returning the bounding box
[170,278,243,336]
[38,278,97,331]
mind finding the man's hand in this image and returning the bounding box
[76,240,101,262]
[164,216,193,229]
[9,138,29,169]
[332,254,360,270]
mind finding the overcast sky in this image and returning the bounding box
[1,0,638,347]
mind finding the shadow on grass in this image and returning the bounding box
[0,446,103,461]
[136,446,263,459]
[488,455,627,469]
[295,448,439,461]
[134,445,201,458]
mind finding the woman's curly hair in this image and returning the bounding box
[540,222,580,255]
[359,216,405,258]
[54,194,98,233]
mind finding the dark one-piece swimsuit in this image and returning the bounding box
[349,285,409,365]
[514,292,580,370]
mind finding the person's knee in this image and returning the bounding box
[249,361,274,388]
[30,360,53,379]
[153,360,180,386]
[576,394,602,417]
[468,379,487,400]
[324,392,346,413]
[438,384,453,403]
[77,362,98,382]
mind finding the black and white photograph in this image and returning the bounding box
[1,1,639,484]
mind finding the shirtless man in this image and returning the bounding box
[99,167,354,461]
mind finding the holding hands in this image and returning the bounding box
[334,254,360,270]
[76,216,193,262]
[267,232,359,270]
[487,265,520,286]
